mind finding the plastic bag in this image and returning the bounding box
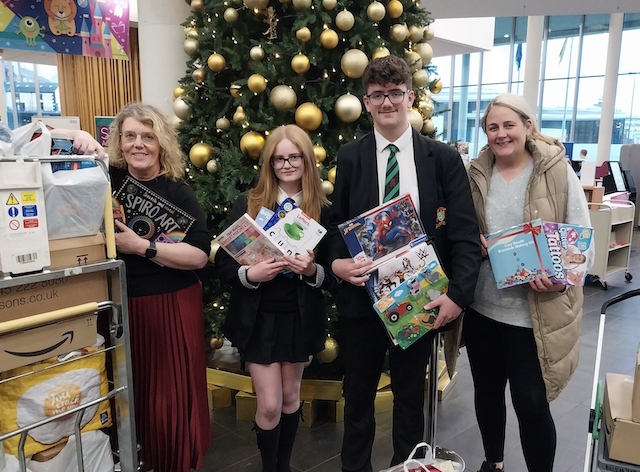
[378,443,461,472]
[9,121,51,157]
[41,160,108,240]
[26,431,114,472]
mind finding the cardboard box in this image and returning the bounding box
[207,385,232,411]
[0,314,97,372]
[207,368,255,393]
[31,441,68,462]
[633,344,640,423]
[0,236,108,323]
[603,372,640,465]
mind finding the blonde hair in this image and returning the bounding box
[107,103,186,180]
[481,93,542,139]
[247,125,329,221]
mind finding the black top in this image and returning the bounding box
[110,166,210,297]
[324,130,483,319]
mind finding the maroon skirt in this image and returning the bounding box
[128,282,210,472]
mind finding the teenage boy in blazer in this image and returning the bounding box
[325,55,482,472]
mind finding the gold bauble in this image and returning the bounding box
[192,68,206,83]
[336,10,355,32]
[424,27,435,41]
[269,85,297,110]
[335,94,362,123]
[207,53,226,72]
[191,0,204,12]
[409,25,424,43]
[185,27,199,39]
[291,54,311,74]
[233,106,246,123]
[341,49,369,79]
[313,145,327,163]
[390,24,407,42]
[173,98,191,120]
[206,158,220,174]
[183,38,199,56]
[404,51,423,73]
[171,115,182,129]
[413,69,429,88]
[327,166,337,184]
[230,84,242,98]
[296,27,311,42]
[321,180,334,196]
[372,47,390,60]
[322,0,337,9]
[250,46,265,61]
[216,117,231,130]
[320,29,339,49]
[430,79,443,94]
[173,85,185,99]
[209,240,221,263]
[244,0,269,9]
[418,100,434,118]
[292,0,312,9]
[414,42,434,65]
[316,337,339,363]
[407,108,423,132]
[209,336,224,349]
[295,102,323,131]
[422,119,435,134]
[224,8,239,22]
[248,74,267,93]
[386,0,403,19]
[189,142,213,169]
[367,1,385,22]
[240,131,266,158]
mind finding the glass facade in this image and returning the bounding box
[3,62,60,129]
[431,13,640,161]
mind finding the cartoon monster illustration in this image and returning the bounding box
[44,0,78,36]
[16,17,45,46]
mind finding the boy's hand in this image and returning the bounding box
[331,258,373,286]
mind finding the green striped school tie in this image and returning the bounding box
[384,144,400,202]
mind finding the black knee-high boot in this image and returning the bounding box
[254,422,281,472]
[276,407,303,472]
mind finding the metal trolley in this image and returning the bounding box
[584,289,640,472]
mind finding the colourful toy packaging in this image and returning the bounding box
[543,221,593,286]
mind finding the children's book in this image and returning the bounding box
[112,176,196,244]
[486,218,554,289]
[372,242,449,349]
[255,206,275,228]
[338,194,426,271]
[216,204,326,266]
[543,221,593,286]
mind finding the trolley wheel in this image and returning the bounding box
[602,281,609,290]
[625,272,633,282]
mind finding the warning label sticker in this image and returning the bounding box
[21,192,36,204]
[6,193,19,205]
[23,218,39,229]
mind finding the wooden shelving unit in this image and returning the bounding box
[588,201,635,289]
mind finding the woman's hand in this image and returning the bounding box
[247,258,288,283]
[114,219,147,255]
[71,130,106,159]
[331,258,373,286]
[284,250,316,277]
[528,273,566,293]
[480,233,488,258]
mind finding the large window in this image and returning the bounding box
[434,13,640,161]
[3,61,60,129]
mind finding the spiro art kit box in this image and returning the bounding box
[0,235,108,323]
[0,161,50,274]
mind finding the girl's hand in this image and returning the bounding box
[284,250,316,277]
[528,273,566,293]
[247,258,288,283]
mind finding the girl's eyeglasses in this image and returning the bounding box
[271,155,304,169]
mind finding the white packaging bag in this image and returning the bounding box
[26,431,114,472]
[0,447,34,472]
[9,121,51,157]
[41,160,108,240]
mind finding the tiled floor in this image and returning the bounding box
[200,232,640,472]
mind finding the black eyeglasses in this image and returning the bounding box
[271,155,304,169]
[365,90,409,106]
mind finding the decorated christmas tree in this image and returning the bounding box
[174,0,441,358]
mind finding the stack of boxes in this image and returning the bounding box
[603,344,640,466]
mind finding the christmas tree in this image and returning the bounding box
[174,0,441,358]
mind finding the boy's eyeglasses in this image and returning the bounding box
[366,90,409,106]
[121,132,156,144]
[271,155,304,169]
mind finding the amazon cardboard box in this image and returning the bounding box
[0,314,97,372]
[603,372,640,465]
[0,235,108,323]
[633,344,640,422]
